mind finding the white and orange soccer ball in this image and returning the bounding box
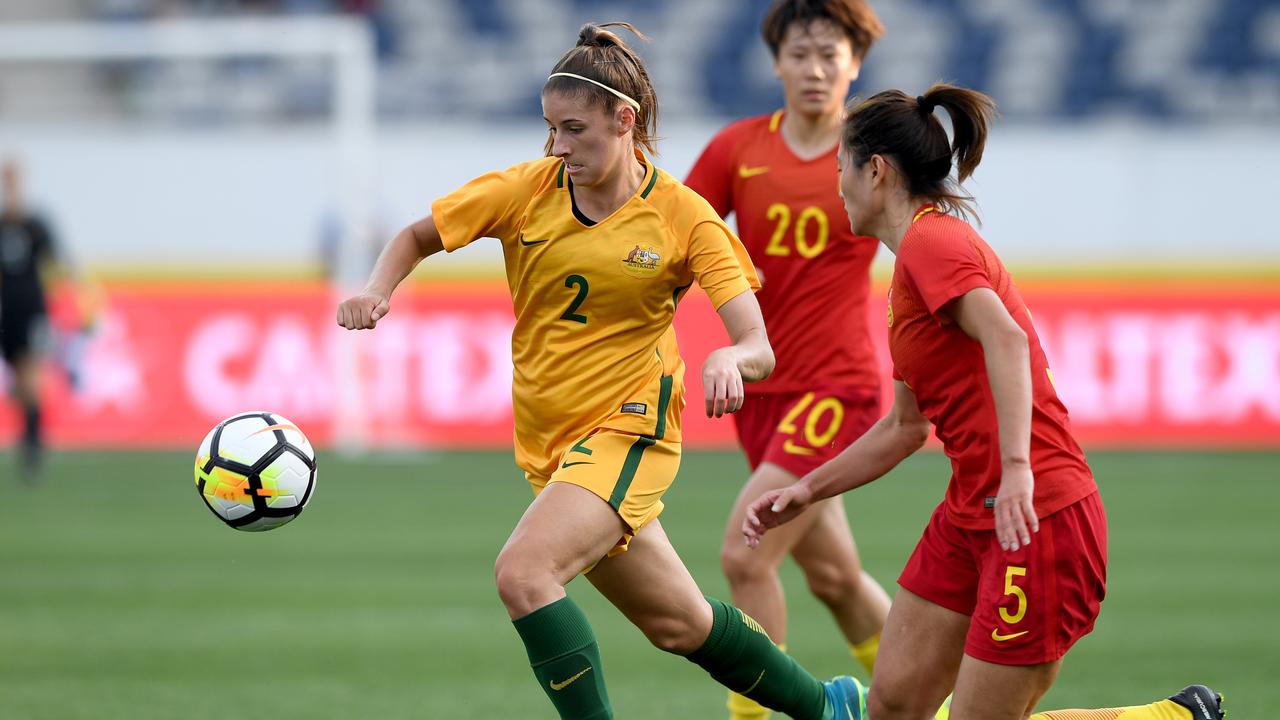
[194,411,317,531]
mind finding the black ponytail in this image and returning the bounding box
[842,83,998,219]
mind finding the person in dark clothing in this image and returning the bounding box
[1,158,60,480]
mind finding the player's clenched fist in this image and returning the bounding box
[336,292,390,330]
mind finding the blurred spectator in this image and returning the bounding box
[0,157,81,481]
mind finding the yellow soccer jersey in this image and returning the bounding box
[432,150,760,478]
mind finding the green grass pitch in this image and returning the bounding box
[1,449,1276,718]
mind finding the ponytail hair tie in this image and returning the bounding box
[917,95,935,113]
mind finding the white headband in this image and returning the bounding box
[547,72,641,112]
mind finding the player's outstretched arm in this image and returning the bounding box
[337,215,445,330]
[947,286,1038,551]
[702,289,775,418]
[743,380,931,547]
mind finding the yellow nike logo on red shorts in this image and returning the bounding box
[991,628,1029,642]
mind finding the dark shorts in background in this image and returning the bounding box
[1,310,49,363]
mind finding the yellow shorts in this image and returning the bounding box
[525,429,682,557]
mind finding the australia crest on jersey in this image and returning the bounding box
[622,243,662,278]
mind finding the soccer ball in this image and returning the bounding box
[194,411,317,531]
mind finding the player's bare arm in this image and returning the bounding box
[946,286,1038,551]
[336,214,445,330]
[703,289,775,418]
[742,380,930,546]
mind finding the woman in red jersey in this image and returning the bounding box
[742,84,1225,720]
[685,5,891,716]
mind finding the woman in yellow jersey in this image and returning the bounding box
[337,22,868,720]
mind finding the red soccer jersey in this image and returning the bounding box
[888,207,1097,530]
[685,111,880,394]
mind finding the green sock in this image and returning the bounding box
[512,596,613,719]
[686,597,828,720]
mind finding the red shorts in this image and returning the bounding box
[898,491,1107,666]
[733,388,880,477]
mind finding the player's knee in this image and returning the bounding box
[637,613,704,655]
[492,552,521,605]
[493,548,550,615]
[867,681,930,720]
[720,540,777,588]
[803,560,862,608]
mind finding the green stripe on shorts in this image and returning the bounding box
[654,374,672,440]
[609,435,657,510]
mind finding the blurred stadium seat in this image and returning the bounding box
[1,0,1275,123]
